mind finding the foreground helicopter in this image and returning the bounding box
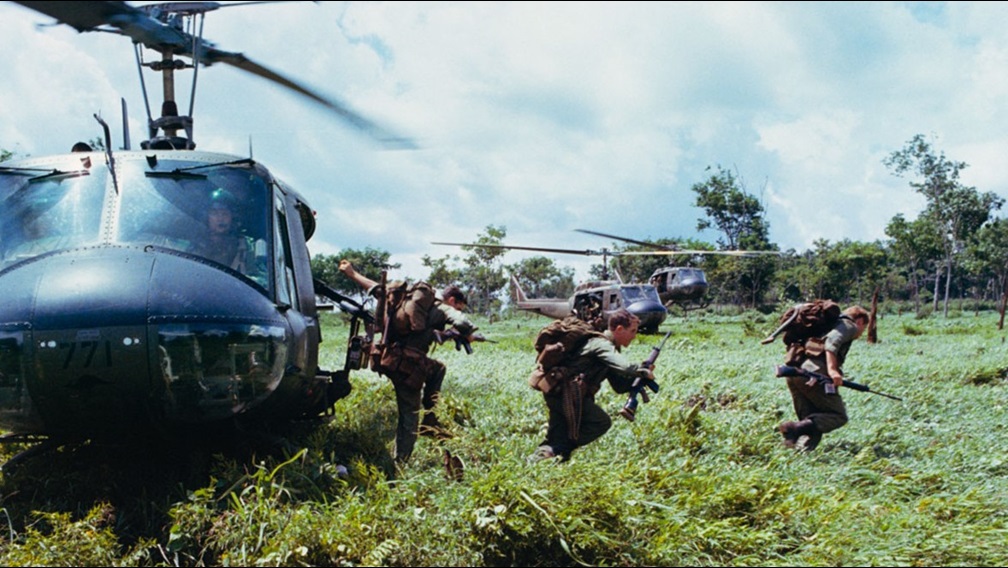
[0,1,402,450]
[431,241,668,333]
[576,229,781,312]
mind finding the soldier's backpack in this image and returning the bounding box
[527,316,603,393]
[385,280,437,338]
[767,299,842,365]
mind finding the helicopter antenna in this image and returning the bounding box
[120,98,131,150]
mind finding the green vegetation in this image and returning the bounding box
[0,310,1005,566]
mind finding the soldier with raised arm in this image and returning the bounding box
[339,260,480,464]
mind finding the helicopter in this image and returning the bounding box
[0,1,403,454]
[575,229,782,312]
[431,241,668,333]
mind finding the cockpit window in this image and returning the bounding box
[0,162,106,267]
[0,155,274,296]
[621,285,662,303]
[116,160,272,293]
[616,286,665,304]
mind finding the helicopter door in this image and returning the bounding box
[272,195,298,310]
[270,191,320,379]
[608,291,620,309]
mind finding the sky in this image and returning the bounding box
[2,1,1007,281]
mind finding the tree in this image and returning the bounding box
[962,216,1008,318]
[421,254,464,291]
[691,164,777,306]
[310,247,399,302]
[885,213,943,313]
[457,225,509,315]
[884,134,1004,316]
[692,165,771,250]
[507,256,575,299]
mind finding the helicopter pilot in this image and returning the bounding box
[190,189,260,278]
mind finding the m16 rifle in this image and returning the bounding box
[620,329,672,421]
[775,364,902,401]
[433,328,492,354]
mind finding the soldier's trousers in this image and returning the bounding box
[540,392,612,459]
[785,374,848,433]
[391,358,447,463]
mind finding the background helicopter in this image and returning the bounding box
[431,241,668,333]
[0,1,404,456]
[576,229,782,313]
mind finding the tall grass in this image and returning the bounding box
[0,310,1005,566]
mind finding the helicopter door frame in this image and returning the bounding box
[271,187,321,376]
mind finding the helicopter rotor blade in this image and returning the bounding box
[574,228,681,251]
[13,0,416,149]
[16,1,193,44]
[620,249,782,257]
[576,229,782,257]
[431,242,617,257]
[207,49,416,149]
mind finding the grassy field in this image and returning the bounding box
[0,308,1005,566]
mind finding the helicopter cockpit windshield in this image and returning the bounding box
[0,155,273,294]
[0,163,106,264]
[116,159,271,291]
[620,285,662,304]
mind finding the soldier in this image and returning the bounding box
[191,188,258,275]
[779,305,870,451]
[339,259,480,464]
[528,308,654,463]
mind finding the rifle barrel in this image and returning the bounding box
[775,365,902,401]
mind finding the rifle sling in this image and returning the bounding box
[562,374,585,442]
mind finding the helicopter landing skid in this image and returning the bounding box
[0,435,67,472]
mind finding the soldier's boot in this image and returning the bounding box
[779,421,800,448]
[420,412,452,439]
[779,419,817,449]
[801,428,823,452]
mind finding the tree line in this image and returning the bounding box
[312,134,1007,322]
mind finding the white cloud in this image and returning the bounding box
[2,1,1006,282]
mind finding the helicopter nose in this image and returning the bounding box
[0,245,288,438]
[0,246,155,436]
[625,299,668,331]
[681,283,708,297]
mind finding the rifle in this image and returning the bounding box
[620,329,672,421]
[760,307,800,345]
[775,364,902,401]
[433,328,492,354]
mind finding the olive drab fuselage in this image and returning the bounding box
[0,149,332,439]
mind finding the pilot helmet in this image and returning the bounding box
[208,188,238,212]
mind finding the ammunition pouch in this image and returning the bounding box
[784,336,826,366]
[529,365,569,394]
[529,341,579,394]
[783,343,804,366]
[535,342,566,370]
[374,343,431,390]
[804,336,826,358]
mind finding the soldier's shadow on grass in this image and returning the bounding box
[0,405,402,548]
